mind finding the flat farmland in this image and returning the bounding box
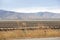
[0,21,60,29]
[0,21,60,39]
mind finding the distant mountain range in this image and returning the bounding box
[0,10,60,20]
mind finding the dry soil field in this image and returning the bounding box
[0,29,60,39]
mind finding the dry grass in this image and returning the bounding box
[0,29,60,39]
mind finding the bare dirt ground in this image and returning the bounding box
[6,37,60,40]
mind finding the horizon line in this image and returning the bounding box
[0,9,60,14]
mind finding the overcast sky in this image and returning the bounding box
[0,0,60,13]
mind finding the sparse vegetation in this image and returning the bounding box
[0,21,60,39]
[0,29,60,39]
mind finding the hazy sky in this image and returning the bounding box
[0,0,60,13]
